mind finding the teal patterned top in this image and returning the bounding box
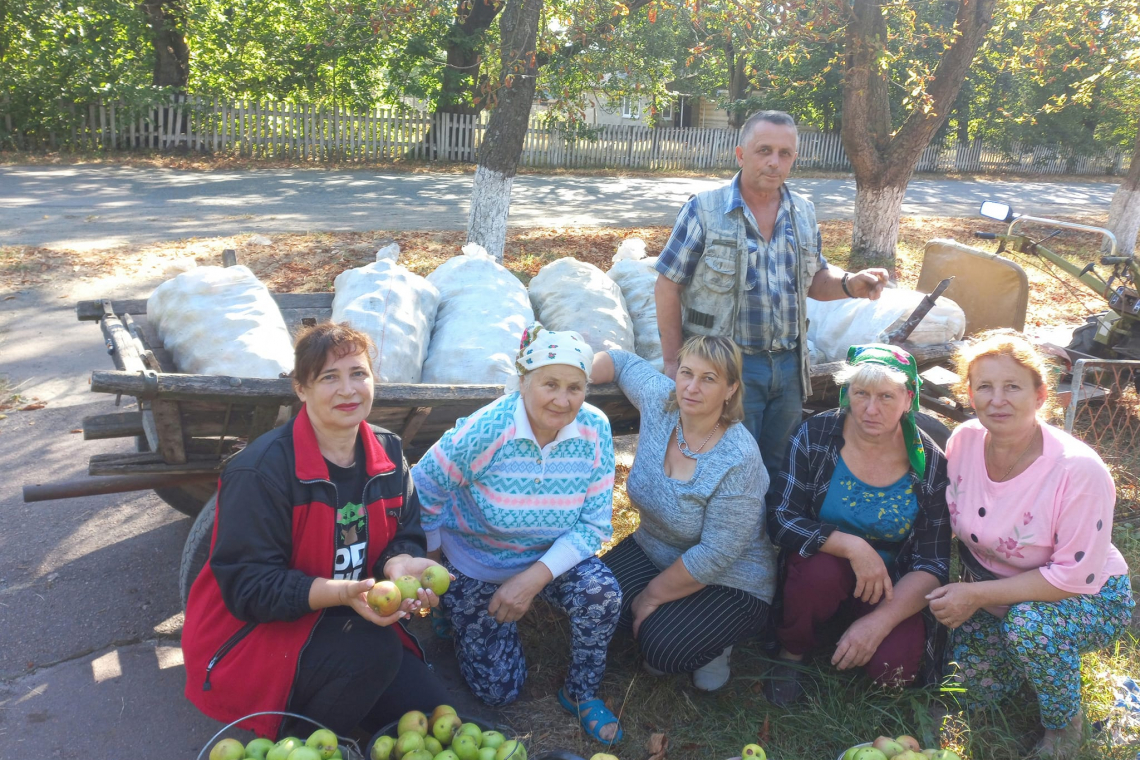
[818,456,919,568]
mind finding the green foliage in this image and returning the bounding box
[1,0,1135,154]
[0,0,164,147]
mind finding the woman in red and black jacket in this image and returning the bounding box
[183,322,452,740]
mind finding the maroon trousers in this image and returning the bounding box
[776,551,925,686]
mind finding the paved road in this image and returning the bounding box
[0,165,1119,249]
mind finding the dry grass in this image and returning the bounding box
[1,213,1112,334]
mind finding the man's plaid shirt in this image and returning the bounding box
[655,176,826,352]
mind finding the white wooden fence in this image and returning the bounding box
[1,94,1126,176]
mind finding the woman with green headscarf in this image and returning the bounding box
[762,344,951,707]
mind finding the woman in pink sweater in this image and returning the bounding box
[927,332,1133,759]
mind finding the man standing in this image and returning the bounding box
[655,110,888,481]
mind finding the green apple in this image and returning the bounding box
[479,732,505,751]
[741,744,766,760]
[395,733,425,760]
[398,711,429,738]
[429,705,458,723]
[589,755,619,760]
[268,738,303,760]
[494,740,526,760]
[305,729,339,760]
[896,737,921,753]
[457,724,483,747]
[477,749,497,760]
[893,752,926,760]
[451,735,480,760]
[394,574,423,601]
[246,738,276,760]
[852,749,888,760]
[930,752,961,760]
[424,737,443,756]
[842,747,866,760]
[421,565,451,595]
[210,738,245,760]
[403,751,434,760]
[371,736,396,760]
[430,713,463,746]
[285,748,322,760]
[437,751,462,760]
[872,737,906,759]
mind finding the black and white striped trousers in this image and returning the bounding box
[602,537,771,674]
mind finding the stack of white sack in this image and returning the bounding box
[607,238,663,370]
[421,243,535,384]
[147,264,294,378]
[529,257,635,355]
[806,288,966,364]
[331,243,440,384]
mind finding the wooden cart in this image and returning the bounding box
[23,252,961,604]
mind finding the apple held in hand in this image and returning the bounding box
[367,580,403,616]
[421,565,451,596]
[394,574,423,601]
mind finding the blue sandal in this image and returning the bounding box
[557,688,623,745]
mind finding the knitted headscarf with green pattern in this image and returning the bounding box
[838,343,926,478]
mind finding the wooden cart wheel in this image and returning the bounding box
[180,494,216,610]
[136,435,216,517]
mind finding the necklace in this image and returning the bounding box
[986,427,1040,482]
[676,419,720,455]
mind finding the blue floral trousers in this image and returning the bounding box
[948,573,1134,728]
[440,555,622,707]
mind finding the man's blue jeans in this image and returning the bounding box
[740,348,803,490]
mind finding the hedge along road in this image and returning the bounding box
[0,164,1119,249]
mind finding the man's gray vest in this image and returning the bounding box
[680,182,819,400]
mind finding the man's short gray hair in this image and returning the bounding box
[738,110,799,150]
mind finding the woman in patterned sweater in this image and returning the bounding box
[411,324,623,744]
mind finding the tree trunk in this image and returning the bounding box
[466,0,542,262]
[726,40,748,129]
[140,0,189,90]
[1104,123,1140,257]
[840,0,995,271]
[850,184,907,270]
[424,0,503,158]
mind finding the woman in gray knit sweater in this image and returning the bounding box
[591,336,777,691]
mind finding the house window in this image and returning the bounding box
[659,101,673,121]
[621,96,640,119]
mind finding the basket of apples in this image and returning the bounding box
[837,734,961,760]
[369,706,526,760]
[199,713,363,760]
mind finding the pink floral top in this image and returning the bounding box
[946,420,1128,594]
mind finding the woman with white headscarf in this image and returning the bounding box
[412,323,623,744]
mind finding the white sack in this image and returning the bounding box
[612,238,647,262]
[806,289,966,364]
[529,257,635,355]
[331,246,440,384]
[148,265,294,378]
[422,244,534,384]
[607,256,663,370]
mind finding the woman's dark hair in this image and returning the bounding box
[291,321,377,388]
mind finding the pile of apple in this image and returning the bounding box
[208,729,343,760]
[841,735,961,760]
[367,567,452,616]
[371,706,526,760]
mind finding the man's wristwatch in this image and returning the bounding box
[841,272,855,298]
